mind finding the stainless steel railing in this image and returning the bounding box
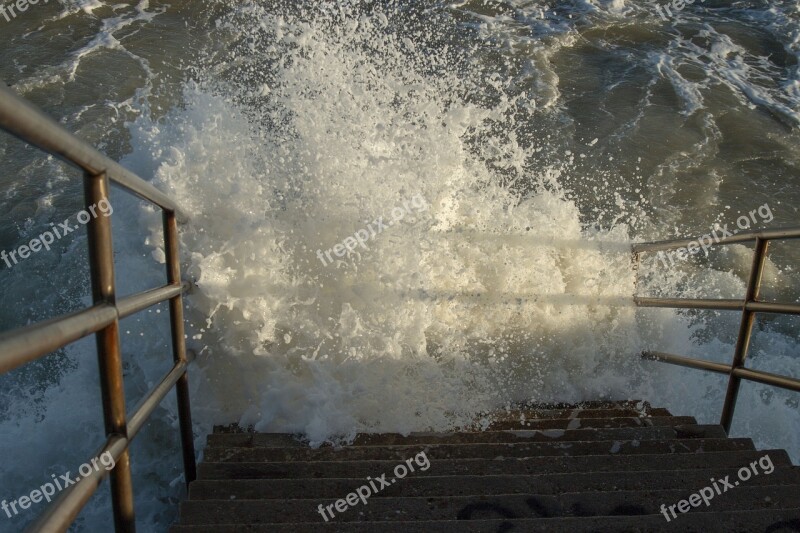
[633,226,800,433]
[0,83,196,532]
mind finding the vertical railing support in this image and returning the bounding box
[84,172,136,532]
[720,237,770,434]
[163,211,197,485]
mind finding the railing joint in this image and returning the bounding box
[635,231,800,435]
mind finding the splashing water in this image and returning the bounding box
[123,2,646,446]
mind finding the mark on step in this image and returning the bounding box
[457,502,517,520]
[609,504,648,516]
[765,519,800,532]
[456,498,553,522]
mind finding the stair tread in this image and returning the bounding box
[204,438,756,462]
[187,467,800,500]
[486,407,674,420]
[170,510,800,532]
[211,405,673,436]
[477,415,697,430]
[178,403,794,530]
[206,425,726,449]
[177,486,800,524]
[207,417,701,447]
[197,449,793,479]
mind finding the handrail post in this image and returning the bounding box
[163,211,197,485]
[720,237,769,434]
[84,171,136,532]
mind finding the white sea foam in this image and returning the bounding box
[117,5,645,447]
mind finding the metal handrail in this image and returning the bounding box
[0,83,196,532]
[633,225,800,433]
[632,226,800,252]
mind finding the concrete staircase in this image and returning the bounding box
[171,401,800,532]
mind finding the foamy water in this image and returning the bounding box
[1,0,799,530]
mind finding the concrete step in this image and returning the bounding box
[170,509,800,532]
[203,438,755,463]
[485,406,672,420]
[478,415,697,431]
[171,509,800,532]
[197,449,793,480]
[205,425,726,449]
[511,400,656,410]
[209,417,698,443]
[210,406,676,438]
[179,403,796,531]
[176,485,800,525]
[503,400,668,414]
[187,467,800,500]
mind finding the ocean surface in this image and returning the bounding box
[1,0,799,530]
